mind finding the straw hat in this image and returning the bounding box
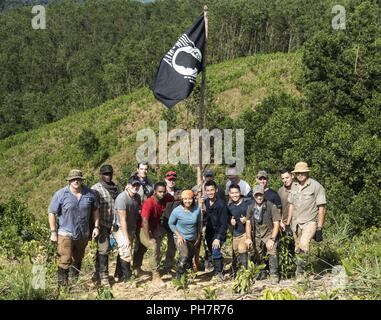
[291,162,311,173]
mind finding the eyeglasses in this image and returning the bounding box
[296,172,307,176]
[254,193,264,197]
[258,177,267,181]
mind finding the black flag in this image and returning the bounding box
[151,16,205,108]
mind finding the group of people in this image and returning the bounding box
[48,161,326,288]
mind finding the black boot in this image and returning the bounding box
[231,254,238,277]
[269,255,279,284]
[238,253,248,270]
[120,259,132,283]
[69,262,81,283]
[213,258,224,281]
[58,267,69,287]
[114,254,123,280]
[176,257,188,280]
[98,254,110,286]
[92,252,100,282]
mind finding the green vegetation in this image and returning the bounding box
[0,0,340,139]
[203,287,218,300]
[0,0,379,300]
[232,261,264,294]
[0,51,301,215]
[262,288,298,300]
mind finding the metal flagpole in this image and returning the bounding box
[194,5,208,271]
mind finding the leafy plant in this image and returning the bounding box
[279,234,296,279]
[77,129,100,156]
[319,289,340,300]
[232,261,264,294]
[96,287,114,300]
[203,287,218,300]
[341,227,381,299]
[262,288,297,300]
[172,274,189,291]
[293,274,312,296]
[186,269,197,284]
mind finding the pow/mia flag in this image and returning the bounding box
[151,16,205,108]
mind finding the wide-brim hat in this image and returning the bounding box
[66,169,84,181]
[291,162,311,173]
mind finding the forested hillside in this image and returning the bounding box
[0,0,341,138]
[0,0,380,300]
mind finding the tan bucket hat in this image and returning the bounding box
[66,169,84,181]
[291,162,311,173]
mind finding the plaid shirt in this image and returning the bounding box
[91,182,120,228]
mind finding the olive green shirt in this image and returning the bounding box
[278,186,292,224]
[288,178,326,230]
[246,200,281,240]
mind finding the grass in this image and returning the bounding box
[0,52,302,216]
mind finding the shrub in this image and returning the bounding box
[77,129,100,156]
[262,288,297,300]
[232,261,264,294]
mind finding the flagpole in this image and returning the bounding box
[197,5,208,196]
[194,4,208,272]
[197,5,208,201]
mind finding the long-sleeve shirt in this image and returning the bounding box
[168,205,201,241]
[204,197,228,242]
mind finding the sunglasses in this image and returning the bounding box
[258,177,267,181]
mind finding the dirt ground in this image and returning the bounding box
[70,254,342,300]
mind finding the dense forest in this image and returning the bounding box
[0,0,349,139]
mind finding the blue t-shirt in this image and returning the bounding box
[228,198,252,237]
[48,186,99,240]
[168,205,201,241]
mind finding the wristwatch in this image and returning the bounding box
[94,226,100,229]
[270,236,276,241]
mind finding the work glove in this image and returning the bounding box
[314,229,323,242]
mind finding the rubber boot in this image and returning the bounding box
[295,250,307,280]
[69,262,81,283]
[238,253,248,270]
[176,256,188,280]
[98,254,110,286]
[213,258,224,281]
[120,259,132,283]
[114,254,123,281]
[231,254,238,278]
[176,264,185,280]
[91,252,100,282]
[58,267,69,287]
[152,269,166,288]
[269,255,279,284]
